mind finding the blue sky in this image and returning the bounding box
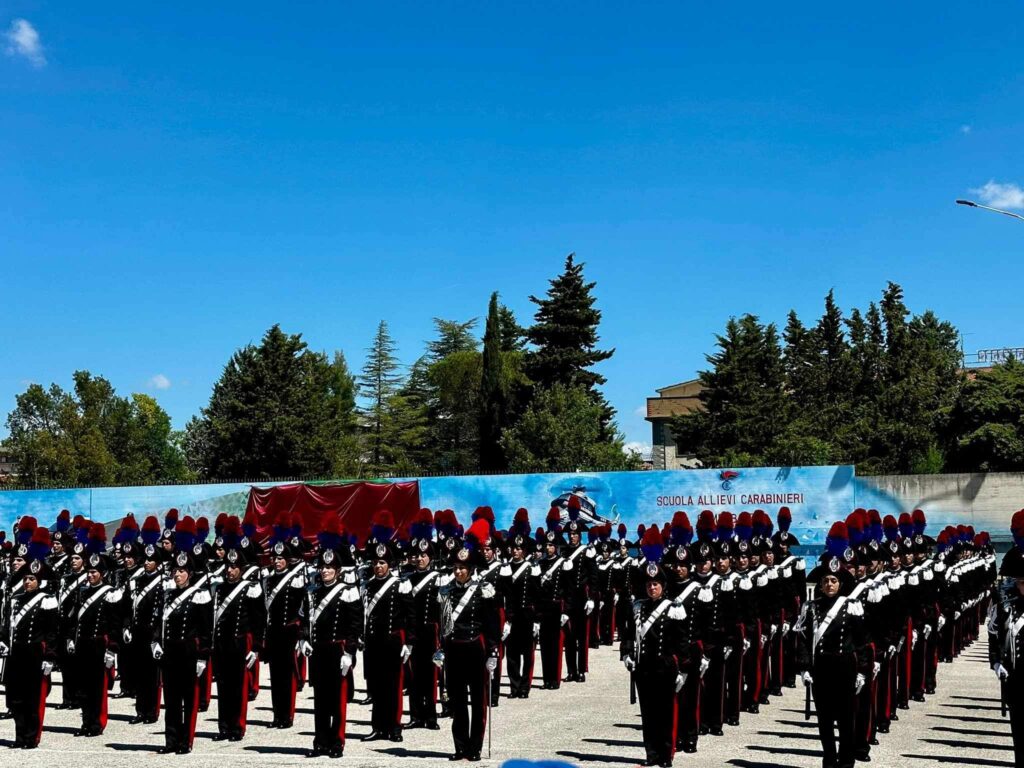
[2,2,1023,454]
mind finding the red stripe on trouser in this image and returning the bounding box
[525,641,536,692]
[187,675,200,748]
[252,660,261,694]
[752,621,762,702]
[35,675,49,746]
[336,675,348,745]
[581,616,590,673]
[669,691,679,759]
[100,666,111,730]
[239,634,253,735]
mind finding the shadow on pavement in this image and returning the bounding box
[902,754,1013,767]
[375,747,453,758]
[920,738,1013,751]
[556,750,639,764]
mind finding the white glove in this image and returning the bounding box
[599,601,605,610]
[502,622,512,640]
[196,660,207,677]
[432,650,445,668]
[41,661,54,676]
[995,663,1010,681]
[912,630,919,649]
[937,615,946,631]
[922,625,932,640]
[400,644,412,663]
[770,624,778,638]
[699,656,710,677]
[104,650,116,669]
[954,610,962,620]
[759,634,768,648]
[742,638,751,653]
[623,656,636,672]
[485,657,498,672]
[151,642,164,660]
[781,622,791,635]
[339,653,353,676]
[872,662,881,680]
[855,673,866,694]
[802,671,813,686]
[122,628,133,644]
[723,646,733,661]
[887,645,896,659]
[0,641,8,657]
[66,640,76,654]
[245,651,258,669]
[532,622,540,639]
[675,673,686,692]
[585,599,595,615]
[613,593,619,604]
[560,613,569,627]
[297,640,313,658]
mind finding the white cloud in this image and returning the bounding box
[960,124,972,135]
[623,441,652,458]
[971,180,1024,211]
[149,374,172,390]
[4,19,45,68]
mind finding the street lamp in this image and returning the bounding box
[956,199,1024,221]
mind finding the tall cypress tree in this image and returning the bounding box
[359,321,403,470]
[525,253,614,394]
[480,292,507,471]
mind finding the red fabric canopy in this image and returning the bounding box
[243,481,420,546]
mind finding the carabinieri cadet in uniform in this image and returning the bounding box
[561,496,596,684]
[537,509,569,689]
[435,518,500,762]
[69,525,122,738]
[155,549,212,754]
[361,510,414,743]
[989,512,1024,768]
[471,507,505,708]
[0,530,58,749]
[263,518,308,730]
[212,545,266,742]
[796,522,869,768]
[501,509,541,700]
[662,513,706,754]
[303,541,362,758]
[620,527,688,768]
[127,534,166,724]
[56,526,89,710]
[406,509,443,730]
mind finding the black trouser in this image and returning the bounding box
[76,640,110,733]
[675,645,701,749]
[444,637,487,757]
[214,634,252,739]
[854,645,875,756]
[312,642,349,752]
[118,633,136,696]
[365,632,404,735]
[724,636,744,722]
[538,613,563,688]
[1007,670,1024,768]
[637,666,676,764]
[504,618,536,698]
[409,628,439,725]
[9,644,48,746]
[563,604,589,678]
[57,644,80,707]
[813,652,857,768]
[599,597,617,645]
[132,634,161,720]
[162,643,200,751]
[702,642,726,731]
[266,628,299,725]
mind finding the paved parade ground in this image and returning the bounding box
[0,639,1011,768]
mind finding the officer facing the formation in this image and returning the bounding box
[436,519,500,762]
[796,532,869,768]
[213,547,266,742]
[0,552,58,748]
[303,546,362,758]
[621,532,688,768]
[155,550,213,754]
